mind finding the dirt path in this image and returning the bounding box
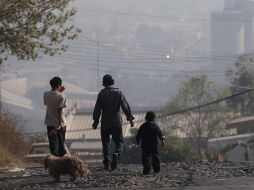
[1,162,254,189]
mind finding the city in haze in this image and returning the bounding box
[1,2,254,189]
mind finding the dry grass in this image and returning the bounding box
[0,111,29,168]
[0,147,23,168]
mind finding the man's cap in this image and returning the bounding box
[102,74,114,86]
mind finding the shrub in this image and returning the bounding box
[0,111,29,167]
[161,136,198,162]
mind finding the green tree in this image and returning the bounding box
[162,75,230,159]
[0,0,80,64]
[226,56,254,114]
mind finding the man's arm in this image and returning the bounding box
[92,93,102,129]
[120,92,134,126]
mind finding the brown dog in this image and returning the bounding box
[44,155,91,182]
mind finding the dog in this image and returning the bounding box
[44,155,91,182]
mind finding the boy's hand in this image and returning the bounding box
[161,140,165,147]
[51,126,61,133]
[130,120,134,127]
[59,86,65,92]
[128,144,139,149]
[55,126,61,131]
[92,121,98,129]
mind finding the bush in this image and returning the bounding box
[0,111,29,167]
[0,147,19,167]
[161,136,198,162]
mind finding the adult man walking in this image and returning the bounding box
[92,74,134,170]
[44,76,67,157]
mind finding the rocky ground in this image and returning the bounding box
[1,162,254,189]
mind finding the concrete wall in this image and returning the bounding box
[208,133,254,161]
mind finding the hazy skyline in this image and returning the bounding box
[2,0,253,132]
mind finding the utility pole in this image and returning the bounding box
[96,14,100,91]
[0,64,2,121]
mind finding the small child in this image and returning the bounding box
[136,111,165,175]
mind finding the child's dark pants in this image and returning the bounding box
[142,149,160,175]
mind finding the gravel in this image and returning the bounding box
[1,162,254,189]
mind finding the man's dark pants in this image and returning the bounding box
[47,126,66,157]
[100,124,123,165]
[142,148,160,174]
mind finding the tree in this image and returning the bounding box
[226,56,254,114]
[162,75,231,159]
[0,0,80,64]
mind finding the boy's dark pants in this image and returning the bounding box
[100,124,123,165]
[142,148,160,174]
[47,126,66,157]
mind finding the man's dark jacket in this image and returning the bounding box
[93,87,134,126]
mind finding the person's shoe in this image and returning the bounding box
[153,169,160,174]
[143,171,150,175]
[104,163,110,171]
[143,168,151,175]
[111,153,119,170]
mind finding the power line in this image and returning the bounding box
[6,50,246,78]
[158,88,254,118]
[46,59,216,79]
[73,35,240,57]
[66,39,252,65]
[82,9,254,23]
[63,43,242,59]
[57,56,236,69]
[74,35,253,57]
[57,51,240,65]
[62,44,243,60]
[44,53,250,78]
[49,57,231,76]
[43,60,185,79]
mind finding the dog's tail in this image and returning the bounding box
[71,156,91,177]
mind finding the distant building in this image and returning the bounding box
[208,115,254,161]
[208,133,254,161]
[211,0,254,56]
[226,115,254,134]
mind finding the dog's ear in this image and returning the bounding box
[44,155,49,170]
